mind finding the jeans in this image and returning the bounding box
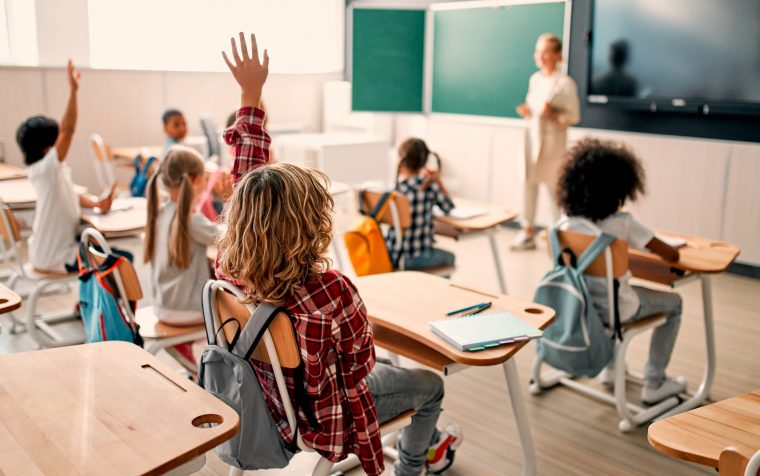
[628,286,683,386]
[365,362,444,476]
[404,248,455,271]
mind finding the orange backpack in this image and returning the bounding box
[344,191,395,276]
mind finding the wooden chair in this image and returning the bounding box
[530,223,681,433]
[357,189,455,277]
[81,229,205,374]
[90,133,116,192]
[0,199,81,346]
[203,280,415,476]
[720,447,760,476]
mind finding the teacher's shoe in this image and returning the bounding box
[510,231,536,251]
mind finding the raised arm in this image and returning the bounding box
[54,60,80,162]
[221,33,272,185]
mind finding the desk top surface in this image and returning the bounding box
[0,341,239,475]
[1,179,87,207]
[0,283,22,314]
[274,132,388,148]
[356,271,554,368]
[629,230,740,274]
[0,163,27,181]
[111,146,163,161]
[80,197,147,235]
[648,389,760,468]
[436,197,518,233]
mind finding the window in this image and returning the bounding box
[0,0,38,65]
[87,0,345,73]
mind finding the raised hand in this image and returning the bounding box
[222,32,269,108]
[67,59,80,92]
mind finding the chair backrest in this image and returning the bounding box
[554,229,629,278]
[358,189,412,230]
[720,447,760,476]
[80,228,143,305]
[90,133,115,191]
[200,118,222,161]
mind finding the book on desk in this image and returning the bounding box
[431,311,543,352]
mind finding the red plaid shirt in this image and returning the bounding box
[217,107,384,475]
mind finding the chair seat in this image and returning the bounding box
[379,410,416,435]
[621,313,667,332]
[135,306,206,339]
[421,264,456,277]
[24,264,77,281]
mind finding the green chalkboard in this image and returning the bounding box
[432,3,565,118]
[351,8,426,112]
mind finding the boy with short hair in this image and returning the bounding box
[16,60,115,272]
[161,108,188,157]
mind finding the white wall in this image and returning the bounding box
[0,66,340,189]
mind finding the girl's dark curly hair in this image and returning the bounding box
[556,138,645,221]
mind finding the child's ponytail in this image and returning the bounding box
[143,169,161,264]
[169,173,194,269]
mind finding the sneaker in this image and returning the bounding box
[426,423,464,474]
[600,366,615,388]
[641,377,687,405]
[509,231,536,251]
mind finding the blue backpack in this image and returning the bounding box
[129,155,157,197]
[534,228,621,377]
[77,243,143,346]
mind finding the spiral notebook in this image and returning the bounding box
[430,312,543,352]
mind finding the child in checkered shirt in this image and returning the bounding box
[385,138,456,270]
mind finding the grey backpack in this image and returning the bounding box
[198,281,301,470]
[534,228,622,377]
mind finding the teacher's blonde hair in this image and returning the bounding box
[537,33,562,53]
[218,163,334,305]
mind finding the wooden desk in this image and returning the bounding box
[0,163,27,181]
[0,178,87,209]
[111,146,163,163]
[80,197,147,238]
[0,341,238,475]
[0,283,22,314]
[627,230,741,421]
[648,389,760,471]
[435,197,518,294]
[356,271,555,476]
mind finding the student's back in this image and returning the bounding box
[144,146,222,325]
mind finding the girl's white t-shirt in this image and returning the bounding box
[27,148,81,271]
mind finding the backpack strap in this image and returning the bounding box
[575,233,616,274]
[358,190,395,222]
[232,303,283,360]
[548,228,563,266]
[141,156,157,175]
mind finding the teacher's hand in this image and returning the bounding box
[542,102,558,120]
[516,104,532,118]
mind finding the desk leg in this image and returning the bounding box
[488,229,508,294]
[502,359,536,476]
[657,274,716,420]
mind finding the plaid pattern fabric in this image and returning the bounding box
[385,176,455,268]
[217,107,384,475]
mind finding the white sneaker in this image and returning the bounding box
[641,377,687,405]
[510,231,536,251]
[600,366,615,388]
[426,423,464,474]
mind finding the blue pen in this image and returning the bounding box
[463,302,492,316]
[446,301,492,316]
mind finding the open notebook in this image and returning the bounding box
[431,311,542,352]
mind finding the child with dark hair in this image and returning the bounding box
[16,60,116,272]
[556,137,685,404]
[161,108,188,157]
[385,137,454,270]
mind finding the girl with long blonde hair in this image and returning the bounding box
[144,146,224,326]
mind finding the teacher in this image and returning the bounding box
[511,33,580,251]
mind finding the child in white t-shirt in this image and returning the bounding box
[556,138,685,405]
[16,60,117,272]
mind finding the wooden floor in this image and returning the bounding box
[2,213,758,475]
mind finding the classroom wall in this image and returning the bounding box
[0,66,340,190]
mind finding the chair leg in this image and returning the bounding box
[25,279,83,348]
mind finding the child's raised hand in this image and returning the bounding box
[67,59,80,92]
[222,32,269,108]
